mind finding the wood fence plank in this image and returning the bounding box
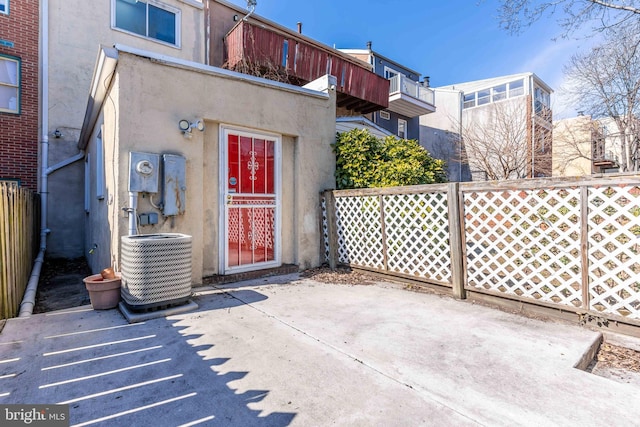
[448,183,465,299]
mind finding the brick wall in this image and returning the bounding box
[0,0,39,190]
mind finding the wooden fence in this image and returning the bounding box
[321,174,640,327]
[0,182,39,319]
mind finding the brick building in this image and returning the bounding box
[0,0,39,189]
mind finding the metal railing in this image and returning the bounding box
[388,74,434,105]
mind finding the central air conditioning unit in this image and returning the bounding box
[120,233,192,310]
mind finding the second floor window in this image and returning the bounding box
[0,0,8,15]
[0,55,20,114]
[113,0,180,47]
[398,119,407,139]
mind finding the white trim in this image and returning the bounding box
[178,0,203,9]
[384,66,402,80]
[111,0,182,48]
[96,127,105,200]
[218,125,282,275]
[84,154,91,213]
[0,55,19,114]
[0,0,8,15]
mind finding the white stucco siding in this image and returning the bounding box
[47,0,205,258]
[91,51,335,281]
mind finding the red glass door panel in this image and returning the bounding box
[226,132,277,269]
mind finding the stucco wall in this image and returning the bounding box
[46,0,205,257]
[419,88,469,181]
[84,50,336,280]
[553,116,593,177]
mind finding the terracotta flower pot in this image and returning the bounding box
[83,273,121,310]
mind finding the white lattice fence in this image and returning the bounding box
[322,177,640,323]
[383,193,451,283]
[335,196,385,268]
[321,196,330,262]
[588,185,640,319]
[463,187,583,308]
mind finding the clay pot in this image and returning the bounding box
[83,273,121,310]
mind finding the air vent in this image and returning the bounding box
[120,233,192,310]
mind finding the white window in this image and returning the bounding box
[384,67,399,80]
[0,0,8,15]
[492,84,507,102]
[0,55,19,114]
[379,110,390,120]
[477,89,490,106]
[508,79,524,98]
[463,92,475,109]
[398,119,407,139]
[112,0,181,47]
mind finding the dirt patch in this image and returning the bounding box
[589,343,640,385]
[595,343,640,372]
[33,257,92,313]
[300,265,377,285]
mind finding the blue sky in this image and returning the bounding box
[225,0,599,118]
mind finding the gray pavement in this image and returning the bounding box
[1,274,640,426]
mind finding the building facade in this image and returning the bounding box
[420,73,553,181]
[44,0,206,258]
[553,115,630,176]
[0,0,39,189]
[42,0,393,259]
[340,43,435,141]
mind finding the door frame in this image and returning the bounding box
[218,124,282,274]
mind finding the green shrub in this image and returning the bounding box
[332,129,446,189]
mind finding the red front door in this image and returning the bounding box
[224,129,279,272]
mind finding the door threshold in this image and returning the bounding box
[203,264,299,285]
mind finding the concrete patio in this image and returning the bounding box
[1,274,639,426]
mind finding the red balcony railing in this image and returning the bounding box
[225,21,389,113]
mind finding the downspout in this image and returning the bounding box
[19,0,49,317]
[19,0,85,317]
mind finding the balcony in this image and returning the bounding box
[224,21,389,114]
[387,75,436,117]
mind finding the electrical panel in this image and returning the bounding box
[129,152,160,193]
[162,154,186,216]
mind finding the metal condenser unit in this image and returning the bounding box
[120,233,192,310]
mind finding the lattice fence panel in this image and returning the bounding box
[588,185,640,319]
[321,195,330,262]
[464,188,583,307]
[383,193,451,283]
[335,196,385,268]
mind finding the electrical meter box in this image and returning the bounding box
[162,154,186,216]
[129,152,160,193]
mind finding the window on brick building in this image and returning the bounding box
[0,55,20,114]
[0,0,8,15]
[112,0,181,47]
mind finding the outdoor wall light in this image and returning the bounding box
[53,129,63,138]
[179,119,205,138]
